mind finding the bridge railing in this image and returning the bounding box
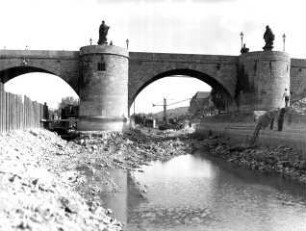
[0,82,44,133]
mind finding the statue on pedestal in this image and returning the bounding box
[240,43,249,54]
[98,20,110,45]
[263,25,275,51]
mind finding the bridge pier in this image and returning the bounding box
[78,45,129,131]
[237,51,290,111]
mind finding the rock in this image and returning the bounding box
[105,208,112,215]
[59,197,79,214]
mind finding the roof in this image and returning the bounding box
[194,91,210,99]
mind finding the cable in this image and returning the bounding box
[152,97,191,107]
[167,98,191,106]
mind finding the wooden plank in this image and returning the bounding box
[0,86,47,133]
[6,92,9,132]
[3,89,6,133]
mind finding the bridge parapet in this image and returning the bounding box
[0,49,79,60]
[129,52,237,64]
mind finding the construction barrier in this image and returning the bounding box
[0,82,44,133]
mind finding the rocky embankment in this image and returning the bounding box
[190,133,306,184]
[0,128,192,231]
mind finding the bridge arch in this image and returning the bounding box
[128,68,232,109]
[0,65,79,95]
[0,65,79,97]
[0,66,53,82]
[0,50,80,93]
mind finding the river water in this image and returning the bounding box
[101,153,306,231]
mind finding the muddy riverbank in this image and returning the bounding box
[190,132,306,185]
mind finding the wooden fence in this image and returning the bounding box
[0,82,44,133]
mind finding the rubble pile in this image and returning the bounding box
[291,98,306,115]
[191,135,306,184]
[0,129,122,231]
[0,128,191,230]
[73,128,191,171]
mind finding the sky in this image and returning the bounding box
[1,0,305,112]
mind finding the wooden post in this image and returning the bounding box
[0,82,3,133]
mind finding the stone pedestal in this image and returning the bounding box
[78,45,129,131]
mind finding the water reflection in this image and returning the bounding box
[102,154,306,231]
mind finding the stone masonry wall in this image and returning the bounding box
[128,52,238,109]
[290,58,306,100]
[78,45,128,131]
[0,50,80,93]
[238,51,290,111]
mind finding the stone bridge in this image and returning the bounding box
[0,46,305,131]
[0,50,80,93]
[0,50,238,106]
[128,52,237,108]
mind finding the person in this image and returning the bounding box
[42,102,49,129]
[251,108,279,144]
[97,20,110,45]
[282,88,290,107]
[43,102,49,120]
[277,107,287,131]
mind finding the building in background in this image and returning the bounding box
[189,91,216,118]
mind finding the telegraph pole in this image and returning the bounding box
[153,97,168,124]
[153,97,191,125]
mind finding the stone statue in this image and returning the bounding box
[98,20,110,45]
[263,25,275,51]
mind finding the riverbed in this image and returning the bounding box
[102,153,306,231]
[1,128,305,230]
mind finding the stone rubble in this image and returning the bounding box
[0,129,123,231]
[0,128,192,231]
[190,133,306,184]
